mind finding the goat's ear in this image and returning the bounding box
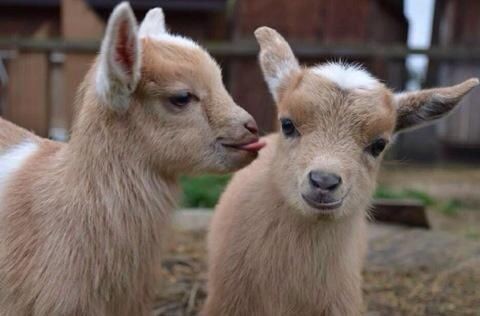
[254,27,300,102]
[139,8,166,38]
[96,2,141,111]
[394,78,479,132]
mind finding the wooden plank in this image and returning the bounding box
[86,0,227,12]
[2,38,480,60]
[61,0,104,128]
[370,199,429,228]
[61,0,104,40]
[4,52,49,136]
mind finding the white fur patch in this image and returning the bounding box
[139,7,199,49]
[139,8,166,37]
[263,58,298,102]
[141,33,200,49]
[0,140,38,199]
[312,63,380,91]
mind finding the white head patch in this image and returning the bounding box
[142,33,200,49]
[139,7,199,49]
[312,63,380,91]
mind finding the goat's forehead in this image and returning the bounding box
[140,37,220,84]
[279,70,396,137]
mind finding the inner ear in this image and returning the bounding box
[116,20,136,76]
[96,2,141,111]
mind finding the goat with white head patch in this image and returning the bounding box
[0,3,264,315]
[203,27,478,316]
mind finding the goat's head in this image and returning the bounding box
[90,3,263,175]
[255,26,478,218]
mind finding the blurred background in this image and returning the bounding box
[1,0,480,160]
[0,1,479,315]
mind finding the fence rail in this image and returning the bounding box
[1,37,480,149]
[2,38,480,60]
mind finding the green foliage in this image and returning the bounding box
[180,174,231,208]
[437,199,462,216]
[375,186,435,206]
[180,177,465,216]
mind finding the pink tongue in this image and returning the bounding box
[239,140,266,152]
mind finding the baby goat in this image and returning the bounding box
[203,27,478,316]
[0,3,263,315]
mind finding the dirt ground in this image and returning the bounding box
[379,162,480,239]
[379,162,480,208]
[154,227,480,316]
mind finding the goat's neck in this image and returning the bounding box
[64,104,180,222]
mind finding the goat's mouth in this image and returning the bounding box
[301,193,345,212]
[221,138,266,153]
[301,187,351,213]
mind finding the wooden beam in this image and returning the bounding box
[2,38,480,60]
[371,199,429,228]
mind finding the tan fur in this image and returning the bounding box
[0,5,259,316]
[203,27,478,316]
[394,79,480,131]
[0,117,40,151]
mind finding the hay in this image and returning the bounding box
[155,230,480,316]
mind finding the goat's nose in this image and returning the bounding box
[308,170,342,192]
[244,119,259,135]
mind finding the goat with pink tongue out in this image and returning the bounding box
[0,3,262,315]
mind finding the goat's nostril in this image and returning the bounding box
[244,120,259,135]
[308,170,342,191]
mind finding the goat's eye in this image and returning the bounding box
[366,138,388,157]
[280,118,298,138]
[169,92,194,107]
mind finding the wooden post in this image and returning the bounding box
[61,0,104,130]
[3,23,53,137]
[5,53,49,136]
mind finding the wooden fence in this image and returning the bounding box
[4,38,480,59]
[1,38,480,147]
